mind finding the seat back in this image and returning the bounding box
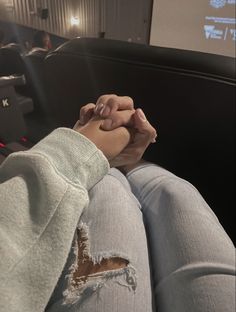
[0,47,26,76]
[0,76,26,143]
[23,53,48,115]
[45,38,236,241]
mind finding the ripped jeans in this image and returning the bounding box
[46,164,235,312]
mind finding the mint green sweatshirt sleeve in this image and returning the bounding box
[0,128,109,312]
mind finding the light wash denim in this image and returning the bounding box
[46,167,154,312]
[47,164,235,312]
[126,164,235,312]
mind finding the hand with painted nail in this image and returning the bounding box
[94,94,135,119]
[92,94,157,168]
[78,94,157,168]
[78,94,135,128]
[109,108,157,168]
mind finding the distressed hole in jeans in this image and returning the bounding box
[74,227,129,285]
[63,222,137,305]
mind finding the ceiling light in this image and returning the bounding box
[71,16,80,26]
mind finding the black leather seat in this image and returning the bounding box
[0,75,27,143]
[22,53,54,142]
[45,38,235,242]
[0,47,29,97]
[0,75,33,164]
[16,93,34,115]
[0,47,53,143]
[23,53,48,115]
[0,47,26,76]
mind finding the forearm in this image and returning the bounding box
[0,128,109,312]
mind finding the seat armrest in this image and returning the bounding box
[0,75,26,88]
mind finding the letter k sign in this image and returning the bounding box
[1,98,10,108]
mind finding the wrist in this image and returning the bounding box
[77,119,131,160]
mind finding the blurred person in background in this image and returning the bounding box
[28,30,52,56]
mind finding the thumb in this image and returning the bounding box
[134,109,157,143]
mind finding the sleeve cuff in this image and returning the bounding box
[29,128,110,190]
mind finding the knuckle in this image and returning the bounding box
[99,94,117,104]
[80,104,91,114]
[124,96,134,107]
[86,103,95,109]
[97,95,106,104]
[107,96,118,107]
[80,106,87,115]
[80,103,95,119]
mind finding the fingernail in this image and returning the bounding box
[94,105,99,114]
[95,103,104,114]
[102,119,113,129]
[137,109,147,121]
[100,105,105,115]
[151,134,157,143]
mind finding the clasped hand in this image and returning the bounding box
[73,94,157,168]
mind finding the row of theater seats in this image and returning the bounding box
[0,38,235,242]
[0,46,54,141]
[0,75,33,162]
[0,45,53,169]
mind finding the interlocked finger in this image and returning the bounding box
[95,94,134,117]
[79,103,96,125]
